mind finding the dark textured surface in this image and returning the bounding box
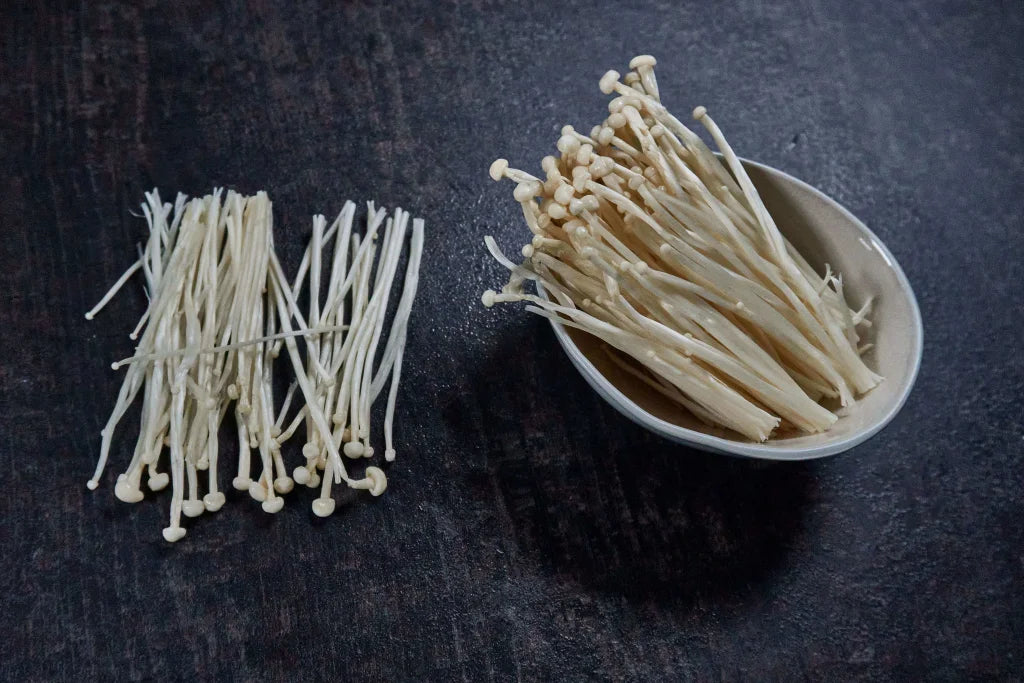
[1,1,1022,680]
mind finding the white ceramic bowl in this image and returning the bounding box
[544,157,923,460]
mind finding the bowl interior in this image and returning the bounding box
[548,158,922,459]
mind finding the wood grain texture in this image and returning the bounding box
[1,0,1022,680]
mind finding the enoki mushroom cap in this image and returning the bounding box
[114,479,144,503]
[203,491,226,511]
[513,182,540,203]
[343,441,365,458]
[182,500,205,518]
[312,497,336,517]
[489,158,509,182]
[556,135,580,155]
[350,466,387,496]
[292,465,311,485]
[599,70,621,94]
[629,54,657,69]
[247,480,268,502]
[261,497,284,514]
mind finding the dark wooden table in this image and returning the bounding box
[2,1,1022,680]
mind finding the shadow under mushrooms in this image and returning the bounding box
[453,318,817,606]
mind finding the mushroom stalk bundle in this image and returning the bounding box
[86,189,424,541]
[482,55,881,441]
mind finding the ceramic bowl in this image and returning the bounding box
[544,157,923,460]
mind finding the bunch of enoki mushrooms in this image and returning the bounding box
[483,55,881,442]
[86,190,423,541]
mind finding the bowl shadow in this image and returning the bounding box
[454,319,817,606]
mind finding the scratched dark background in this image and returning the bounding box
[1,1,1022,680]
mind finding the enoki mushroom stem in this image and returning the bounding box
[482,55,881,442]
[86,189,425,541]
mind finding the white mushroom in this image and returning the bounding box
[86,190,424,541]
[482,55,881,441]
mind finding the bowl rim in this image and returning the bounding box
[541,156,924,460]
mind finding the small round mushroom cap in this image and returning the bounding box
[312,497,336,517]
[162,526,186,543]
[599,70,621,94]
[629,55,657,69]
[148,473,170,491]
[489,158,509,181]
[182,500,205,517]
[556,135,580,155]
[261,497,284,514]
[513,181,539,203]
[203,492,226,512]
[554,183,575,205]
[114,480,144,503]
[247,480,267,502]
[364,467,387,496]
[607,112,627,129]
[589,156,615,178]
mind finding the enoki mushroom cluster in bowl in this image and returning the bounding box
[86,189,423,541]
[482,55,881,442]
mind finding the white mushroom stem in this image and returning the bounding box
[482,55,881,441]
[374,218,424,461]
[109,324,349,369]
[89,190,424,540]
[85,259,144,320]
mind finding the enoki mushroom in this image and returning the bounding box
[482,55,881,442]
[86,189,424,541]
